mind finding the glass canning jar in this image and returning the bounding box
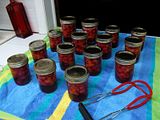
[29,40,47,62]
[96,34,112,59]
[7,54,31,85]
[115,50,136,83]
[71,31,87,55]
[81,18,98,45]
[105,25,120,48]
[65,65,89,102]
[34,58,57,93]
[48,29,62,52]
[84,45,102,76]
[60,16,76,42]
[57,42,75,70]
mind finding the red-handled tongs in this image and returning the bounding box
[78,80,152,120]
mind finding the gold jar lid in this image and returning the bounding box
[125,36,143,47]
[57,42,75,54]
[71,31,87,40]
[34,58,56,75]
[131,27,147,36]
[82,18,98,27]
[60,16,76,24]
[29,40,46,51]
[7,54,28,68]
[48,29,61,38]
[96,34,112,43]
[65,65,89,84]
[105,25,120,33]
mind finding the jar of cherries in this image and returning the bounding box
[7,54,31,85]
[57,42,75,70]
[84,45,102,76]
[34,58,57,93]
[65,65,89,102]
[29,40,47,62]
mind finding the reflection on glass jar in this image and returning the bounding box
[105,25,120,48]
[131,27,147,51]
[60,16,76,42]
[84,45,102,76]
[65,65,89,102]
[82,18,98,45]
[96,34,112,59]
[7,54,31,85]
[115,51,136,83]
[71,31,87,55]
[29,40,47,62]
[57,42,75,70]
[48,29,62,52]
[34,58,56,93]
[125,36,143,62]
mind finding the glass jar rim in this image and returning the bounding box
[125,36,143,47]
[131,27,147,36]
[82,18,98,27]
[60,16,76,24]
[48,29,61,38]
[106,25,120,33]
[29,40,46,51]
[57,42,75,54]
[96,34,112,43]
[71,31,87,40]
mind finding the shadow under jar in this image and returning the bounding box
[81,18,98,45]
[60,16,76,42]
[125,36,143,62]
[96,34,112,59]
[57,42,75,70]
[71,31,87,55]
[84,45,102,76]
[131,27,147,51]
[29,40,47,62]
[105,25,120,48]
[48,29,62,52]
[7,54,31,85]
[65,65,89,102]
[115,50,136,83]
[34,58,57,93]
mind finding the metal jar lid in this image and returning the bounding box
[81,18,98,27]
[60,16,76,24]
[57,42,75,54]
[48,29,61,38]
[65,65,89,84]
[131,27,147,36]
[115,50,136,65]
[29,40,46,51]
[96,34,112,43]
[34,58,56,75]
[125,36,143,47]
[7,54,28,68]
[71,31,87,40]
[84,45,102,59]
[105,25,120,33]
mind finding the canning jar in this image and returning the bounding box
[115,50,136,83]
[84,45,102,76]
[105,25,120,48]
[71,31,87,55]
[60,16,76,42]
[7,54,31,85]
[48,29,62,52]
[125,36,143,62]
[81,18,98,45]
[34,58,56,93]
[29,40,47,62]
[57,42,75,70]
[65,65,89,102]
[96,34,112,59]
[131,27,147,51]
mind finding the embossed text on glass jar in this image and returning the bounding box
[105,25,120,48]
[125,36,143,62]
[115,51,136,83]
[65,65,89,102]
[96,34,112,59]
[29,40,47,62]
[7,54,31,85]
[71,31,87,55]
[34,58,56,93]
[84,45,102,76]
[60,16,76,42]
[57,42,75,70]
[48,29,62,52]
[82,18,98,45]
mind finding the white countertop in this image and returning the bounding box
[0,33,46,66]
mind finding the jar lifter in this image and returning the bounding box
[78,80,152,120]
